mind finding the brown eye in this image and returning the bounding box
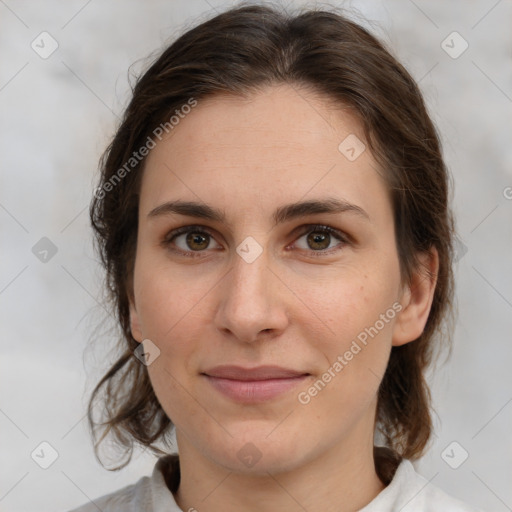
[293,225,348,254]
[163,226,222,256]
[306,231,331,250]
[185,232,210,251]
[163,224,348,258]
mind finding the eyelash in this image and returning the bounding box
[162,224,350,258]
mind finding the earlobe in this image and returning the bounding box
[392,247,439,347]
[129,300,143,343]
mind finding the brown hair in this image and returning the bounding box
[88,2,455,482]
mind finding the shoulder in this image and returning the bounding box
[65,455,180,512]
[393,459,485,512]
[66,476,152,512]
[361,458,486,512]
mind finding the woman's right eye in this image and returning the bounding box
[163,226,222,257]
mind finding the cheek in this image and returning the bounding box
[133,254,210,340]
[134,262,207,423]
[297,276,397,424]
[303,268,398,346]
[297,265,399,410]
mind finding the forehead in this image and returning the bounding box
[139,84,391,226]
[161,84,363,155]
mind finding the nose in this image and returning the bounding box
[213,245,289,344]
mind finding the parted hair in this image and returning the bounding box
[88,2,455,484]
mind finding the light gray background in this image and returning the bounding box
[1,1,511,511]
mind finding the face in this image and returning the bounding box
[129,84,432,475]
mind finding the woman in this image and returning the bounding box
[69,3,484,511]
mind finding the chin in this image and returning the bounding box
[201,427,308,476]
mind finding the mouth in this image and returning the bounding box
[201,365,311,403]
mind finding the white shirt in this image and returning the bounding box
[68,455,484,511]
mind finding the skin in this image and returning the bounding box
[129,83,438,512]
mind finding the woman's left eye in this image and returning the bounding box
[292,225,348,254]
[162,224,349,257]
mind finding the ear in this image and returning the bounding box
[129,297,143,343]
[392,247,439,347]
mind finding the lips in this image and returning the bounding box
[201,365,310,403]
[203,365,308,380]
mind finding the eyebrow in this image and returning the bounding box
[147,197,370,226]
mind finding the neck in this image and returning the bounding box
[174,431,387,512]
